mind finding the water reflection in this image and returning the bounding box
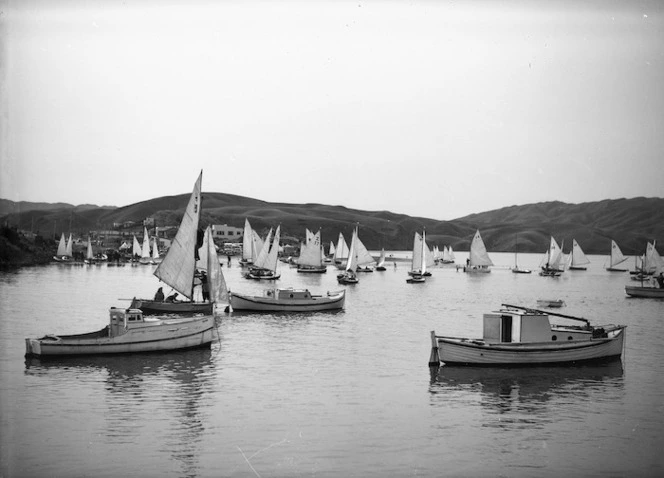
[429,360,625,429]
[25,348,216,478]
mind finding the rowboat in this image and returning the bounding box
[536,299,566,308]
[624,285,664,298]
[229,288,345,312]
[429,304,626,366]
[25,308,215,357]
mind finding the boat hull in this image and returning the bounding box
[625,286,664,298]
[433,328,625,366]
[25,316,215,357]
[130,299,213,315]
[230,291,345,312]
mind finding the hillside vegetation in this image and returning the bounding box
[1,196,662,256]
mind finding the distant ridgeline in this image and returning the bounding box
[1,196,662,256]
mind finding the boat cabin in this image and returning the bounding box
[483,309,592,344]
[109,307,147,336]
[263,288,313,300]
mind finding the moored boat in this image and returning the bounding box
[229,288,345,312]
[25,308,215,357]
[537,299,566,308]
[624,284,664,298]
[429,304,626,366]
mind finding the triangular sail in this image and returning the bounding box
[196,229,210,271]
[205,226,229,306]
[152,237,160,259]
[571,239,590,267]
[646,241,663,273]
[609,240,627,267]
[377,249,386,267]
[346,228,358,272]
[329,241,336,256]
[469,230,493,267]
[299,229,323,267]
[354,232,375,267]
[154,171,203,300]
[253,228,273,269]
[265,225,281,273]
[56,233,67,256]
[65,234,73,257]
[542,236,563,270]
[334,233,349,262]
[133,235,142,256]
[411,232,423,272]
[86,237,94,260]
[242,219,253,261]
[141,227,151,259]
[421,230,428,275]
[448,246,455,261]
[251,230,265,263]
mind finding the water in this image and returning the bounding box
[1,253,663,477]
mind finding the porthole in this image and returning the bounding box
[552,335,557,341]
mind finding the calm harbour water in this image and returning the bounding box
[1,252,663,477]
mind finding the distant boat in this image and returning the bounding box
[539,237,564,277]
[297,228,327,273]
[246,225,281,280]
[239,219,256,267]
[53,233,74,263]
[337,227,359,284]
[139,227,152,265]
[625,242,664,298]
[151,236,162,264]
[537,299,566,308]
[333,232,350,269]
[441,246,455,264]
[230,288,346,312]
[25,308,215,357]
[568,239,590,270]
[84,236,96,265]
[376,249,387,271]
[606,240,628,272]
[407,230,428,283]
[429,304,626,366]
[353,228,376,272]
[464,229,493,273]
[511,233,531,274]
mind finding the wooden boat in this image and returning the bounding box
[297,228,327,273]
[337,227,360,284]
[131,172,230,315]
[606,239,628,272]
[238,219,256,267]
[463,229,493,273]
[511,233,532,274]
[429,304,626,367]
[625,242,664,297]
[625,284,664,298]
[53,233,74,262]
[25,307,215,357]
[568,239,590,270]
[353,228,376,272]
[537,299,566,308]
[230,288,345,312]
[539,237,564,277]
[246,225,281,280]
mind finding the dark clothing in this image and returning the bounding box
[165,293,179,303]
[154,288,165,302]
[657,274,664,288]
[201,274,209,302]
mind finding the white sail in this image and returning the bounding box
[196,228,210,271]
[329,241,336,256]
[305,228,315,245]
[132,235,142,256]
[542,236,563,270]
[251,229,265,264]
[65,234,73,257]
[334,233,349,262]
[299,229,323,267]
[448,246,456,261]
[346,228,358,272]
[469,230,493,267]
[377,248,386,268]
[421,230,428,275]
[205,226,229,306]
[152,237,160,260]
[56,233,67,256]
[411,232,423,273]
[646,241,663,273]
[141,227,151,259]
[86,238,94,260]
[253,228,273,269]
[264,225,281,273]
[570,239,590,267]
[242,219,253,261]
[154,171,203,300]
[609,240,627,268]
[354,231,375,267]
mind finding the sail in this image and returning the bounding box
[196,228,210,271]
[570,239,590,267]
[205,226,229,306]
[305,228,315,245]
[141,227,151,259]
[609,240,627,267]
[253,228,273,269]
[152,237,160,259]
[264,225,281,273]
[411,232,423,272]
[543,236,563,270]
[86,238,94,260]
[645,241,663,273]
[354,233,375,267]
[154,171,203,300]
[242,219,253,261]
[421,231,428,275]
[65,234,73,257]
[469,230,493,267]
[56,233,67,256]
[251,230,265,264]
[334,233,349,261]
[377,249,386,267]
[299,229,323,267]
[448,246,455,261]
[346,228,358,272]
[329,241,336,256]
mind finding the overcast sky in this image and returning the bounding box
[1,0,663,220]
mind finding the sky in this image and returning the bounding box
[1,0,663,220]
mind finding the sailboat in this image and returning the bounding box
[139,227,152,265]
[625,242,664,298]
[333,232,350,269]
[376,248,387,271]
[512,233,532,274]
[239,219,256,267]
[540,236,564,277]
[53,233,74,262]
[246,225,281,280]
[568,239,591,270]
[606,239,628,272]
[463,230,493,273]
[407,231,427,283]
[441,246,455,264]
[297,229,327,273]
[352,227,376,272]
[130,171,213,315]
[151,236,162,264]
[131,234,142,265]
[337,227,359,284]
[84,237,96,265]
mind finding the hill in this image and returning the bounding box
[1,195,662,256]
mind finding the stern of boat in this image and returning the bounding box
[25,338,41,356]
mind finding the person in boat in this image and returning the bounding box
[154,287,165,302]
[200,271,209,302]
[657,272,664,288]
[165,292,179,303]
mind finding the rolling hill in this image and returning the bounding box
[1,195,662,256]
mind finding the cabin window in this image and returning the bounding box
[501,316,512,343]
[290,293,294,298]
[552,335,558,341]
